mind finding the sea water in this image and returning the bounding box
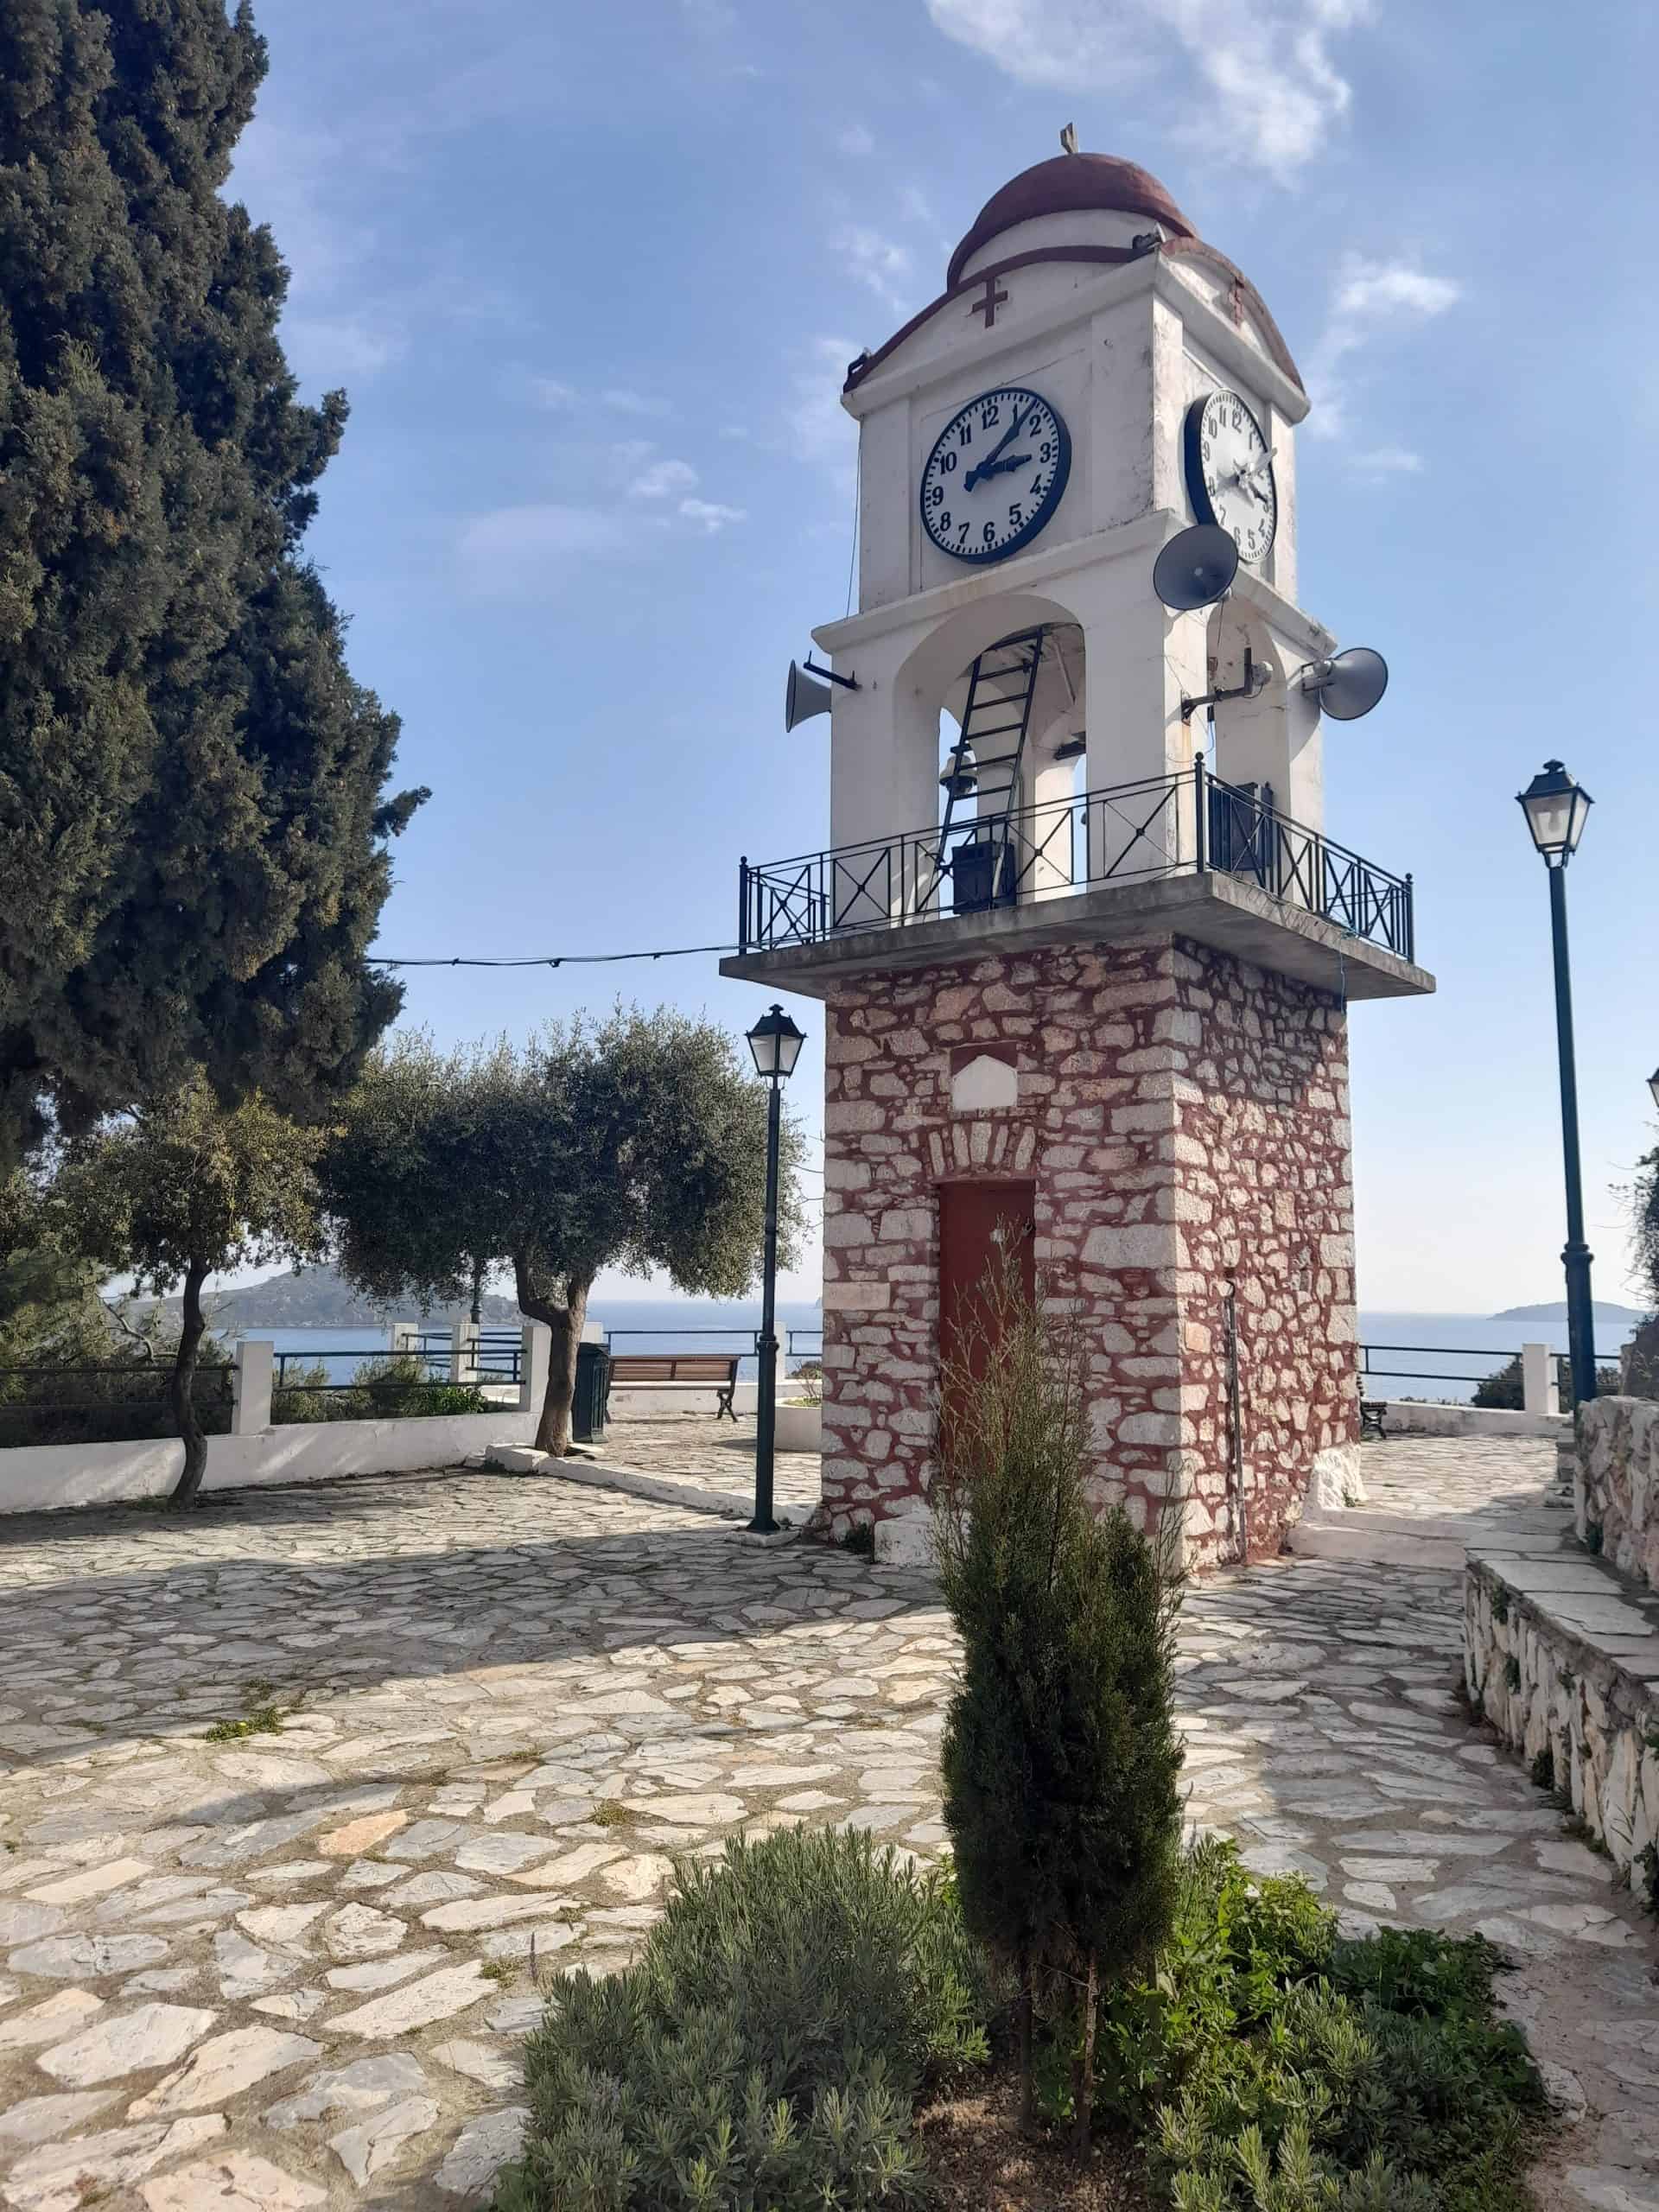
[236,1305,1630,1403]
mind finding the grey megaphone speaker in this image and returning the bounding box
[1154,524,1239,613]
[785,659,834,733]
[1297,646,1389,721]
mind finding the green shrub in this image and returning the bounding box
[1473,1354,1617,1410]
[272,1351,489,1425]
[1084,1840,1547,2209]
[0,1327,232,1448]
[931,1262,1183,2144]
[495,1826,991,2212]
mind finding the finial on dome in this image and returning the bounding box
[1059,121,1078,156]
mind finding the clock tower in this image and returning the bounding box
[722,146,1433,1569]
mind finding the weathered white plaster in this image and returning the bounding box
[951,1052,1020,1114]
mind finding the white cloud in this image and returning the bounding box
[458,503,642,595]
[281,315,404,379]
[831,225,914,314]
[788,336,858,463]
[682,0,737,32]
[1350,443,1424,476]
[530,376,578,410]
[837,124,876,156]
[923,0,1374,181]
[628,458,700,499]
[1332,261,1461,321]
[678,498,746,533]
[603,387,675,418]
[1305,251,1462,442]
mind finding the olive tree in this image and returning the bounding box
[56,1081,327,1504]
[322,1011,803,1455]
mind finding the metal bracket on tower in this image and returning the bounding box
[801,656,858,691]
[1181,646,1268,724]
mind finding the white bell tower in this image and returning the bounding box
[723,145,1433,1569]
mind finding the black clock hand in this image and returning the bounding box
[965,402,1033,491]
[981,451,1032,480]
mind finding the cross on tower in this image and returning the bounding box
[969,273,1008,329]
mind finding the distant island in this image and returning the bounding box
[1490,1300,1649,1328]
[135,1265,522,1334]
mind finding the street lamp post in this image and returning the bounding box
[1516,760,1598,1408]
[1649,1066,1659,1116]
[744,1003,805,1535]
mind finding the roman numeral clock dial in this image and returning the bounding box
[919,386,1071,563]
[1183,388,1278,567]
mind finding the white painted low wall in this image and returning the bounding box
[0,1322,556,1517]
[1371,1399,1569,1442]
[0,1409,541,1517]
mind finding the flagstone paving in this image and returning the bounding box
[591,1412,823,1512]
[0,1446,1654,2211]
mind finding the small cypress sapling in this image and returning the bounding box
[931,1259,1185,2149]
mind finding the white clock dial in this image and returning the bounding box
[919,386,1071,564]
[1183,388,1277,567]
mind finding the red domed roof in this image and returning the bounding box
[946,153,1194,289]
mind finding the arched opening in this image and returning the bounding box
[895,594,1087,918]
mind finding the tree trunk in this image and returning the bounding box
[514,1262,588,1457]
[1071,1948,1099,2157]
[167,1259,211,1509]
[1015,1948,1035,2130]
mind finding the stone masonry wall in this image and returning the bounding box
[819,936,1357,1568]
[1577,1395,1659,1592]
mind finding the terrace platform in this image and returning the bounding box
[722,864,1434,1001]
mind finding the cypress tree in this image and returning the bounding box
[0,0,424,1160]
[931,1264,1185,2149]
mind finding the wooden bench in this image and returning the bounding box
[605,1352,741,1421]
[1360,1400,1389,1441]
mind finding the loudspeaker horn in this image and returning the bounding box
[784,659,834,733]
[1297,646,1389,721]
[1153,524,1239,613]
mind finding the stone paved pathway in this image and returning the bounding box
[0,1447,1654,2212]
[588,1413,823,1514]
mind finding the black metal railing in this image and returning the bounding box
[0,1361,232,1449]
[1357,1342,1616,1408]
[601,1326,823,1377]
[740,763,1414,963]
[270,1348,498,1425]
[403,1328,524,1385]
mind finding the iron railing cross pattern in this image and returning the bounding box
[740,765,1414,964]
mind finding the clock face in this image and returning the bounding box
[919,386,1071,564]
[1183,389,1277,567]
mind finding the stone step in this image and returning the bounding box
[1284,1518,1466,1570]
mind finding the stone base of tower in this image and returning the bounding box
[818,936,1358,1572]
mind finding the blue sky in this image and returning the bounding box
[231,0,1658,1314]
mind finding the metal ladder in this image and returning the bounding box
[932,626,1047,911]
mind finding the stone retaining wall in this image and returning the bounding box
[1465,1548,1659,1896]
[1577,1395,1659,1592]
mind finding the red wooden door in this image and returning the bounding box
[938,1179,1036,1395]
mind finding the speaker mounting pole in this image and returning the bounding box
[800,655,859,690]
[1181,645,1268,723]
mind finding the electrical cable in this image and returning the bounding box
[366,940,740,970]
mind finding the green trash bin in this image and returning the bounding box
[573,1341,610,1444]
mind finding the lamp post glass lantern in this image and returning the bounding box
[1649,1066,1659,1116]
[745,1004,804,1534]
[1516,760,1598,1408]
[1517,759,1593,866]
